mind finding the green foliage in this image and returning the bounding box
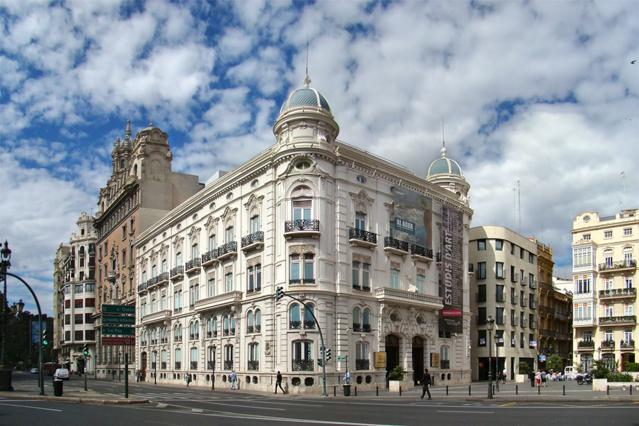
[518,361,530,375]
[607,372,633,382]
[546,355,563,373]
[624,362,639,372]
[592,360,610,379]
[388,366,405,381]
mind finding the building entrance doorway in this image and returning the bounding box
[385,334,400,385]
[412,336,424,385]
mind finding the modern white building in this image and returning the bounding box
[134,76,474,392]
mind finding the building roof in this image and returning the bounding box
[279,76,331,115]
[427,144,463,178]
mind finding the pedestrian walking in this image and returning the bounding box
[502,368,507,384]
[185,373,192,387]
[275,371,286,394]
[420,368,432,400]
[230,370,237,390]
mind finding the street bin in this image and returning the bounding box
[343,384,351,396]
[53,379,63,397]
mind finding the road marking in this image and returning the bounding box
[499,402,517,407]
[437,410,495,414]
[237,399,324,407]
[0,402,63,412]
[192,400,285,411]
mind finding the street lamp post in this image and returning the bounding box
[153,351,157,385]
[487,316,495,399]
[0,241,13,391]
[495,325,500,392]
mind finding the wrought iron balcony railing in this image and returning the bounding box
[383,237,409,253]
[292,359,314,371]
[348,228,377,247]
[285,219,320,233]
[170,266,184,280]
[410,244,433,260]
[599,315,637,326]
[217,241,237,260]
[185,258,201,273]
[599,260,637,272]
[289,320,302,329]
[201,249,219,266]
[355,359,370,370]
[599,288,637,299]
[303,320,315,329]
[601,340,615,350]
[241,231,264,250]
[621,339,635,349]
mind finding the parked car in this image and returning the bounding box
[564,366,578,380]
[29,368,38,374]
[54,367,70,380]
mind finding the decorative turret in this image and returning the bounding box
[426,141,470,203]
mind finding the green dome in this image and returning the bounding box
[427,145,463,178]
[280,80,331,114]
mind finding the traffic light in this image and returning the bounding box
[42,330,49,348]
[275,286,284,302]
[325,348,332,361]
[82,344,89,357]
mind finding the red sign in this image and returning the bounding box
[441,308,463,317]
[102,336,135,346]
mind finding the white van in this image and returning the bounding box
[563,366,577,380]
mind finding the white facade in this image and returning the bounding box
[134,78,473,392]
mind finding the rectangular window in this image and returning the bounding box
[477,285,486,303]
[496,285,504,303]
[352,261,360,288]
[605,305,613,317]
[624,330,633,343]
[64,314,70,325]
[495,330,504,346]
[250,215,260,233]
[208,234,216,250]
[225,273,233,292]
[85,313,94,323]
[495,262,504,279]
[255,264,262,290]
[510,243,516,255]
[74,299,84,308]
[625,305,634,316]
[293,200,312,221]
[510,265,516,282]
[583,234,591,240]
[626,278,634,289]
[75,314,83,324]
[511,333,516,347]
[604,230,613,239]
[85,330,95,341]
[290,255,300,281]
[496,307,504,325]
[477,239,486,251]
[362,263,370,290]
[247,266,254,292]
[416,273,426,293]
[495,239,503,251]
[529,253,534,264]
[478,330,487,346]
[225,226,234,243]
[520,332,524,348]
[510,309,516,326]
[477,262,486,280]
[477,307,487,324]
[208,275,216,297]
[161,259,167,274]
[605,330,613,341]
[192,243,199,259]
[511,287,517,305]
[355,212,366,230]
[624,228,633,236]
[529,273,535,286]
[625,252,634,266]
[390,267,400,289]
[303,256,314,282]
[75,331,83,341]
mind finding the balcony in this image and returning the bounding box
[201,249,219,267]
[601,340,615,351]
[248,361,259,371]
[383,237,409,256]
[620,340,635,350]
[141,309,171,325]
[303,320,315,329]
[292,359,314,371]
[410,244,433,263]
[156,272,169,286]
[241,231,264,252]
[348,228,378,249]
[289,320,301,330]
[355,359,370,370]
[224,361,233,370]
[206,331,218,338]
[137,282,148,293]
[573,317,595,327]
[599,287,637,301]
[599,315,637,326]
[353,284,371,293]
[217,241,237,261]
[375,287,443,310]
[284,219,320,238]
[185,258,201,275]
[194,291,242,312]
[577,340,595,350]
[174,362,181,370]
[599,260,637,274]
[352,323,362,332]
[170,266,184,281]
[363,324,371,332]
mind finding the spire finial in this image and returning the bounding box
[303,40,311,87]
[440,117,447,158]
[125,119,131,140]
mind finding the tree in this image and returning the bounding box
[546,354,563,373]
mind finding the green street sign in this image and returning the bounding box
[102,304,135,314]
[103,315,135,325]
[102,326,134,336]
[337,355,347,361]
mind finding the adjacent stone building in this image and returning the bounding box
[572,209,638,372]
[469,226,539,380]
[93,122,201,379]
[53,213,97,373]
[134,76,473,392]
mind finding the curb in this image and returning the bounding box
[0,392,149,405]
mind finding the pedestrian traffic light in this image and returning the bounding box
[325,348,332,361]
[82,344,89,357]
[42,331,48,348]
[275,286,284,302]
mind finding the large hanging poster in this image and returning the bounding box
[439,206,464,334]
[388,187,433,250]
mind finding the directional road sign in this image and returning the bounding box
[102,304,135,314]
[103,315,135,325]
[102,326,134,336]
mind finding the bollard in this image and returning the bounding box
[538,385,541,395]
[334,386,337,397]
[516,385,518,395]
[493,384,495,395]
[563,384,565,396]
[446,385,449,396]
[631,385,633,396]
[376,386,379,396]
[399,386,402,396]
[468,385,471,396]
[607,385,609,395]
[355,386,358,396]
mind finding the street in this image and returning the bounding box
[1,373,638,425]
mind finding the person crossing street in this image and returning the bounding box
[420,368,432,400]
[274,371,286,394]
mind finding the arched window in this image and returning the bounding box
[224,344,233,370]
[304,303,315,329]
[223,315,230,336]
[173,324,182,342]
[363,308,371,332]
[230,315,236,335]
[353,307,361,331]
[355,342,370,370]
[207,316,217,337]
[440,345,450,369]
[190,347,198,370]
[176,251,182,267]
[247,310,254,333]
[160,349,167,369]
[254,309,261,333]
[207,346,216,370]
[289,303,301,329]
[190,321,199,340]
[174,348,182,370]
[292,340,313,371]
[292,185,313,221]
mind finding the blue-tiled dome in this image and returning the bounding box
[280,78,331,114]
[427,146,463,178]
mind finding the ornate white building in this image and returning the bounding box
[135,76,473,392]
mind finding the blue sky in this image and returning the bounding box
[0,0,638,314]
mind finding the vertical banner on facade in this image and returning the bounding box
[439,206,464,334]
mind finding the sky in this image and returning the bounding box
[0,0,638,315]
